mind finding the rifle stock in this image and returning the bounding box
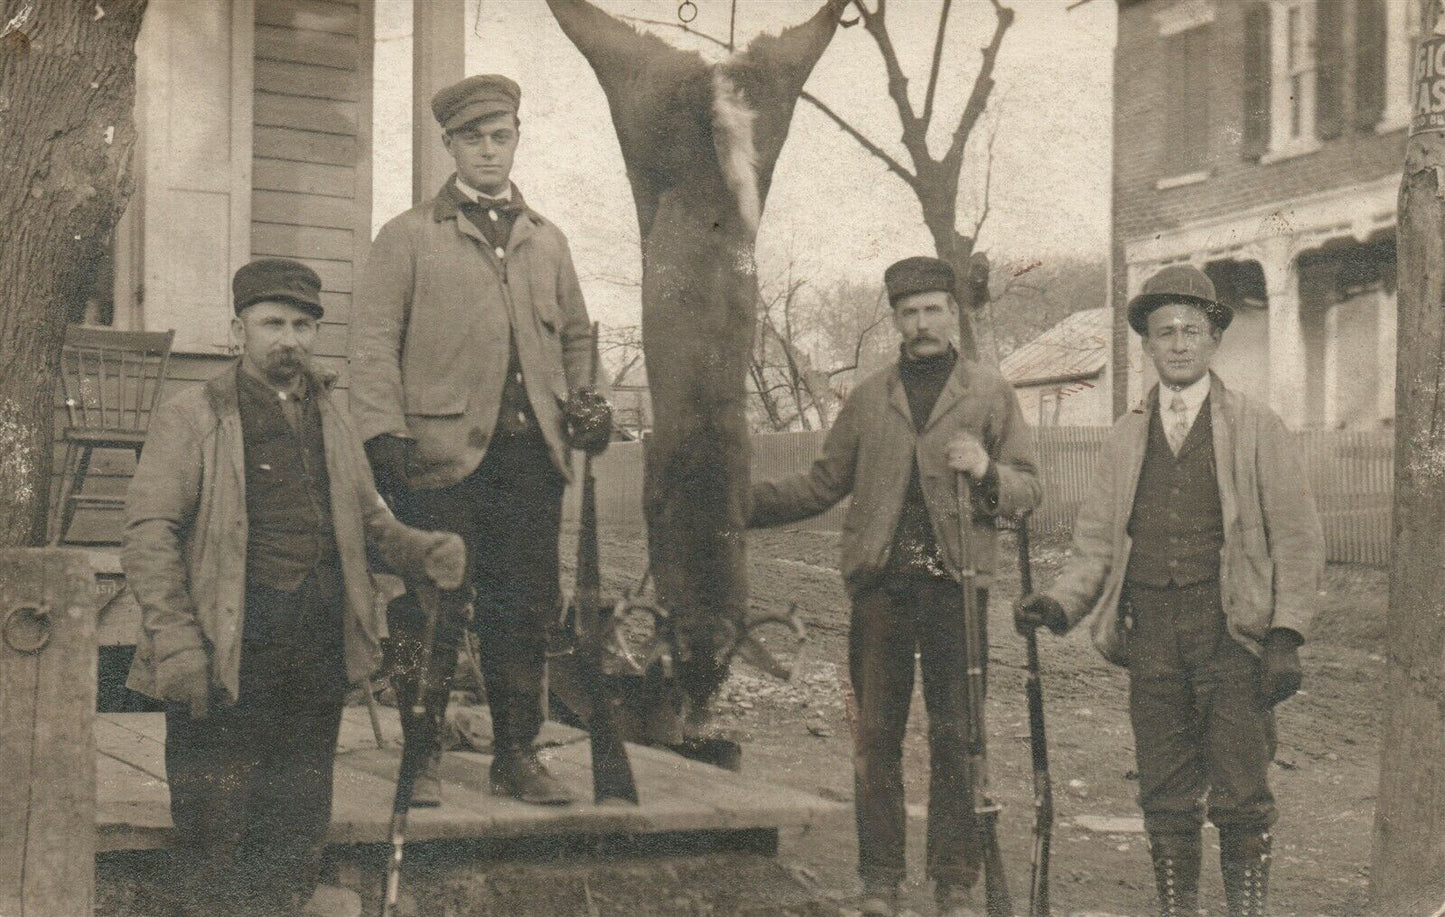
[1017,516,1053,917]
[956,472,1013,917]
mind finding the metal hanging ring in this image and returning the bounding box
[4,604,52,655]
[678,1,698,24]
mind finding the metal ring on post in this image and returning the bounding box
[4,604,52,655]
[677,1,698,24]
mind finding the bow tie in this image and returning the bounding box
[464,196,518,213]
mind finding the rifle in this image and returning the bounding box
[572,322,639,804]
[956,472,1013,917]
[381,581,443,917]
[1016,514,1053,917]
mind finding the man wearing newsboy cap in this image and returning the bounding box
[748,256,1041,917]
[1017,264,1325,917]
[123,259,466,915]
[350,75,611,809]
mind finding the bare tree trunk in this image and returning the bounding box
[546,0,844,717]
[0,0,147,547]
[1370,10,1445,908]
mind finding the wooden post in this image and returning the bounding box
[1370,2,1445,911]
[411,0,466,206]
[0,549,97,917]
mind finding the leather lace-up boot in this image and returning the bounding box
[1220,827,1271,917]
[1149,832,1201,917]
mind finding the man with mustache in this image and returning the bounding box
[123,259,467,915]
[1017,265,1325,917]
[350,75,611,808]
[749,256,1041,917]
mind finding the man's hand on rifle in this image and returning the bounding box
[365,433,414,504]
[564,387,613,455]
[423,533,467,591]
[1259,628,1303,707]
[156,648,211,720]
[946,431,991,478]
[1016,593,1069,636]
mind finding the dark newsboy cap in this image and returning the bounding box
[233,258,323,318]
[432,74,520,132]
[884,256,956,306]
[1127,264,1232,334]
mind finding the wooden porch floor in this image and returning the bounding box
[96,709,843,854]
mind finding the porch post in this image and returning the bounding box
[412,0,466,206]
[1259,235,1305,429]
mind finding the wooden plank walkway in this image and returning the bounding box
[97,710,844,854]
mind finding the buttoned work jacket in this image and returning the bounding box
[749,357,1042,595]
[1046,373,1326,665]
[349,178,592,489]
[123,366,440,705]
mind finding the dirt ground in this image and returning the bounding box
[98,525,1386,916]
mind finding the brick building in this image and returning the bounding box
[1111,0,1415,428]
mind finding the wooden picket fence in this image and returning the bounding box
[576,426,1395,566]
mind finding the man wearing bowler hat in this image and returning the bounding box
[350,75,611,808]
[1017,265,1325,917]
[749,256,1041,917]
[123,259,466,915]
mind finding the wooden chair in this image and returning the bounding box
[49,326,175,545]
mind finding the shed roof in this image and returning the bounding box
[1000,307,1111,387]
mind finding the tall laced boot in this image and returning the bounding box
[488,691,573,806]
[1220,827,1271,917]
[1148,832,1201,917]
[391,675,444,807]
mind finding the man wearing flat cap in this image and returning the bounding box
[748,256,1041,917]
[123,258,466,915]
[1017,264,1325,917]
[350,74,610,808]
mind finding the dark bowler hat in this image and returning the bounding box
[432,74,521,132]
[1127,264,1233,334]
[884,256,956,306]
[233,258,323,319]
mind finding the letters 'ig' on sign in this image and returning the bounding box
[1412,34,1445,135]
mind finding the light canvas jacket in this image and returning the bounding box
[750,356,1042,594]
[348,178,592,489]
[1047,373,1326,666]
[124,365,439,705]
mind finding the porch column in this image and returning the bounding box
[1379,287,1399,422]
[1124,261,1150,406]
[1259,235,1306,429]
[412,0,466,205]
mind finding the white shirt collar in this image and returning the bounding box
[1159,372,1211,429]
[455,177,511,204]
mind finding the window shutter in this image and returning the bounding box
[1316,0,1346,140]
[1164,27,1212,176]
[1354,0,1387,129]
[1242,3,1272,159]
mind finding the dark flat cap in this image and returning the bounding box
[1127,264,1232,334]
[233,258,323,318]
[884,256,956,306]
[432,74,520,132]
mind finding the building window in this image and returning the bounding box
[1158,14,1214,182]
[1261,0,1320,161]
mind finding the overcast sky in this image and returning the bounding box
[373,0,1117,331]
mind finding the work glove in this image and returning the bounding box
[423,532,467,591]
[155,648,211,720]
[364,433,413,505]
[1259,628,1303,707]
[563,388,613,456]
[1015,593,1069,636]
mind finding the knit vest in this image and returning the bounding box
[1124,396,1224,588]
[238,368,337,592]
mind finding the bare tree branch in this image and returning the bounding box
[800,91,917,189]
[945,0,1013,174]
[921,0,953,125]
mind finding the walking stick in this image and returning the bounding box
[956,472,1013,917]
[1016,514,1053,917]
[381,581,443,917]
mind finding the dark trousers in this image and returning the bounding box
[1125,579,1277,838]
[849,575,985,889]
[164,567,347,915]
[390,432,566,751]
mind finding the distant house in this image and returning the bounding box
[1111,0,1410,429]
[1001,307,1113,427]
